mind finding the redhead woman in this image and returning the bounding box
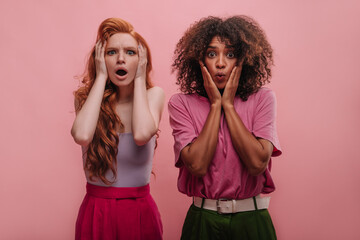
[71,18,164,240]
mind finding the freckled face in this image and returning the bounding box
[105,33,139,87]
[204,36,237,89]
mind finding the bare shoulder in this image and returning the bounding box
[147,86,164,94]
[147,86,165,100]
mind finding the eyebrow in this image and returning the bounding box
[105,45,137,50]
[207,45,235,49]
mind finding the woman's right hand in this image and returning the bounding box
[95,40,108,80]
[71,40,109,146]
[199,61,221,106]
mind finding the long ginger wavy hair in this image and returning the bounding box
[173,15,273,101]
[74,18,153,185]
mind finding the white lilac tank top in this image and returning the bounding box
[82,133,156,187]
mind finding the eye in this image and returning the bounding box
[227,52,235,58]
[207,51,216,58]
[107,50,116,55]
[127,50,136,55]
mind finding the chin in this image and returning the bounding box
[216,85,226,90]
[110,78,134,88]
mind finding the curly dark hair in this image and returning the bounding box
[172,15,274,101]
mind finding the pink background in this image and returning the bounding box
[1,0,359,239]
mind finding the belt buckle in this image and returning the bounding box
[216,199,233,214]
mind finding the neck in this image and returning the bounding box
[116,82,134,103]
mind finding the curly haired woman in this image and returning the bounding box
[168,15,282,240]
[71,18,164,240]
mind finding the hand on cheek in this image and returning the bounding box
[222,64,242,107]
[199,61,221,105]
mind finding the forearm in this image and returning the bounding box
[181,103,221,177]
[223,104,272,176]
[71,76,107,146]
[131,78,157,145]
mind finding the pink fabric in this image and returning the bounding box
[168,87,282,200]
[75,183,163,240]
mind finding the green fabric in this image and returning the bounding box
[181,204,277,240]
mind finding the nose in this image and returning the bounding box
[216,54,226,69]
[117,52,125,64]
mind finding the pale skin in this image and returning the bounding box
[71,33,165,147]
[180,36,273,177]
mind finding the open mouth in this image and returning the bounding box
[116,69,127,76]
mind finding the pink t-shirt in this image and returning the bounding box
[168,87,282,200]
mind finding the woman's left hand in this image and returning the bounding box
[135,44,147,81]
[222,62,243,108]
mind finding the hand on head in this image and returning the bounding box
[95,40,108,80]
[135,44,148,81]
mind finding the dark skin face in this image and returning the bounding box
[204,36,237,90]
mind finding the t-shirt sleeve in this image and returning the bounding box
[168,94,198,167]
[252,89,282,157]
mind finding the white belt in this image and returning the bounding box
[193,196,270,214]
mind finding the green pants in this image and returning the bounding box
[181,203,277,240]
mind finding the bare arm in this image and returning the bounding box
[132,45,165,145]
[223,105,273,176]
[179,62,221,177]
[71,41,107,146]
[222,66,273,176]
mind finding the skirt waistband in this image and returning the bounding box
[86,183,150,199]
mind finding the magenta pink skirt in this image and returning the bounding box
[75,183,163,240]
